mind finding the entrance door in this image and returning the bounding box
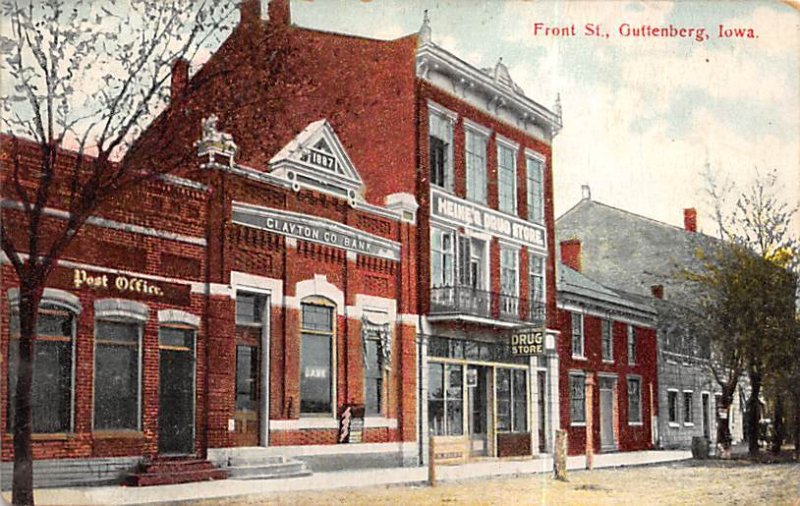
[468,366,488,457]
[158,327,195,455]
[233,344,260,446]
[538,371,547,453]
[702,393,710,439]
[599,377,616,451]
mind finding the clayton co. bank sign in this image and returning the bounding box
[232,203,401,261]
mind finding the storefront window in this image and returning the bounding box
[95,320,141,430]
[7,304,74,433]
[428,362,464,436]
[300,302,334,415]
[496,368,528,433]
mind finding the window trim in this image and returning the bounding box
[627,324,637,365]
[299,297,337,418]
[235,289,270,327]
[682,389,695,426]
[626,375,643,426]
[525,152,545,224]
[92,317,144,432]
[569,371,587,427]
[464,122,489,204]
[571,312,586,360]
[667,388,680,426]
[430,226,456,288]
[601,319,614,363]
[428,102,456,191]
[7,298,78,434]
[496,139,519,215]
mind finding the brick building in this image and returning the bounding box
[1,137,218,486]
[2,0,564,487]
[125,0,564,464]
[555,187,746,450]
[557,243,658,455]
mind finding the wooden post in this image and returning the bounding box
[428,435,436,487]
[554,429,568,481]
[586,374,595,470]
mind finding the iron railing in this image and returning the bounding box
[430,285,546,324]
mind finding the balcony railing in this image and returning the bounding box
[430,285,546,325]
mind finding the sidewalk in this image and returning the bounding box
[4,450,691,505]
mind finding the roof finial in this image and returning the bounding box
[418,9,432,45]
[555,92,562,120]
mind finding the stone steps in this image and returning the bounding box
[125,458,228,487]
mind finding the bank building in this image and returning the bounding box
[1,0,565,487]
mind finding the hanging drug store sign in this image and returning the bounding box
[431,189,545,248]
[509,326,545,356]
[49,267,192,306]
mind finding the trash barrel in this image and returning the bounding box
[691,436,710,459]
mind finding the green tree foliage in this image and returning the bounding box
[692,167,799,457]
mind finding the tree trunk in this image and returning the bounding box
[12,281,42,506]
[793,391,800,461]
[746,370,762,457]
[715,387,734,458]
[771,395,784,455]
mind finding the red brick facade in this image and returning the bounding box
[557,304,659,455]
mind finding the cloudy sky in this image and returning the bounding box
[291,0,799,235]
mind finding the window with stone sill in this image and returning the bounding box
[7,304,75,434]
[429,110,453,190]
[571,313,585,358]
[497,143,517,215]
[465,127,487,204]
[300,301,335,415]
[569,373,586,424]
[94,320,142,431]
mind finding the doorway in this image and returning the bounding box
[467,365,489,457]
[599,377,617,452]
[158,327,196,455]
[702,393,711,439]
[233,343,260,446]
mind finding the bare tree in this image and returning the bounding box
[0,1,236,504]
[693,166,799,458]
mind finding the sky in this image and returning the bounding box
[290,0,799,236]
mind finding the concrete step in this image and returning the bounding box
[227,461,311,480]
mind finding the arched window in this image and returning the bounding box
[93,299,148,431]
[7,288,81,433]
[300,298,335,415]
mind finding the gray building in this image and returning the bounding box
[555,187,745,449]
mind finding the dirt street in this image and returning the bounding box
[192,461,800,506]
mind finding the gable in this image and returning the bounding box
[268,119,364,206]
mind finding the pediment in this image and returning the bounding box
[269,119,364,205]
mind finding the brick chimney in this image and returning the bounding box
[581,184,591,201]
[651,284,664,299]
[170,58,189,103]
[560,239,582,272]
[684,208,697,232]
[268,0,290,26]
[239,0,262,29]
